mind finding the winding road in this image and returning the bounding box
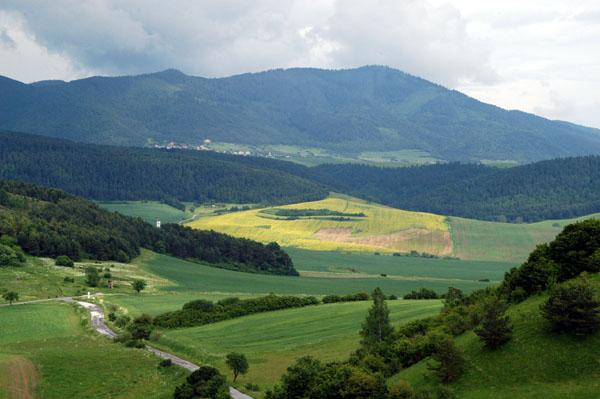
[1,297,252,399]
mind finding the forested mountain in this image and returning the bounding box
[1,66,600,162]
[0,131,328,204]
[2,131,600,223]
[314,157,600,222]
[0,180,298,276]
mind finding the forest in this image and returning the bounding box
[0,130,328,205]
[0,179,298,276]
[2,130,600,222]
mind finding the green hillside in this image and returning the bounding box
[393,291,600,398]
[0,302,188,398]
[2,66,600,162]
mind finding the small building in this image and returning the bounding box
[107,280,114,289]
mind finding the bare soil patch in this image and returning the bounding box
[314,228,453,255]
[0,354,38,399]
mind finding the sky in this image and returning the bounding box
[1,0,599,128]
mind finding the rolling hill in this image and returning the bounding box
[188,195,600,263]
[2,66,600,162]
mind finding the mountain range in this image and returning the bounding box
[2,66,600,162]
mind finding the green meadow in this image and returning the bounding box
[152,299,443,394]
[141,253,497,296]
[96,200,188,224]
[0,302,187,399]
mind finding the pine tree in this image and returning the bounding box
[360,287,393,348]
[475,298,512,349]
[427,336,466,383]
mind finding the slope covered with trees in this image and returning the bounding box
[0,130,328,205]
[0,180,298,276]
[2,66,600,162]
[314,157,600,222]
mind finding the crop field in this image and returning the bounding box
[141,253,495,296]
[0,302,187,399]
[449,213,600,262]
[96,200,188,224]
[286,247,513,282]
[188,197,451,255]
[152,299,443,393]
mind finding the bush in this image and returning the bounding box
[63,276,75,283]
[55,255,74,267]
[103,272,112,278]
[0,243,25,267]
[158,359,172,368]
[107,312,117,322]
[182,299,215,312]
[174,366,229,399]
[389,381,413,399]
[540,275,600,335]
[85,266,100,287]
[115,315,130,328]
[155,294,319,328]
[404,288,439,300]
[245,383,260,391]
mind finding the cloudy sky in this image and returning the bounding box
[1,0,599,128]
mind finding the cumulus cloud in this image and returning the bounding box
[0,0,494,87]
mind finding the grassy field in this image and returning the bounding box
[286,247,513,282]
[202,142,442,167]
[188,197,450,255]
[392,292,600,398]
[96,200,188,224]
[0,302,188,398]
[151,299,443,396]
[141,253,496,296]
[449,213,600,262]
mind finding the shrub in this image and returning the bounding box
[158,359,172,368]
[183,299,215,312]
[174,366,229,399]
[389,381,413,399]
[107,312,117,322]
[475,298,512,349]
[103,272,112,279]
[85,266,100,287]
[245,383,260,391]
[63,276,75,283]
[0,243,25,267]
[56,255,74,267]
[427,335,466,383]
[115,315,130,328]
[540,275,600,335]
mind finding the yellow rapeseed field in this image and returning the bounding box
[187,197,449,253]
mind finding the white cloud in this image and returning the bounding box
[0,0,599,128]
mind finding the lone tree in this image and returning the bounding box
[132,279,146,294]
[225,352,249,382]
[360,287,393,348]
[540,275,600,335]
[427,335,466,383]
[85,266,100,287]
[475,297,512,349]
[3,291,18,305]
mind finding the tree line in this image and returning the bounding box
[0,179,298,276]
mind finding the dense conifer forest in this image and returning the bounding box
[2,130,600,223]
[0,180,298,275]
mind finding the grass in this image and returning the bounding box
[151,299,443,395]
[0,302,188,398]
[449,213,600,262]
[286,247,514,282]
[391,291,600,398]
[106,292,262,317]
[96,200,188,224]
[188,197,449,254]
[141,253,497,296]
[0,249,174,303]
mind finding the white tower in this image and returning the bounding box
[156,220,161,228]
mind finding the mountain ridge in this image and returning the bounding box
[1,65,600,162]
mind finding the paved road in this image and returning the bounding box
[1,297,252,399]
